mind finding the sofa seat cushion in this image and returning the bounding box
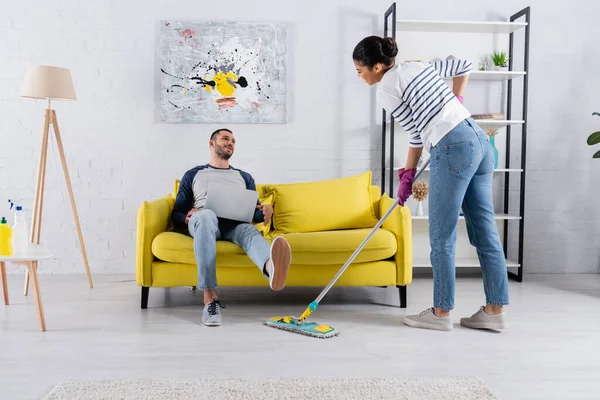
[279,228,396,265]
[152,232,258,267]
[152,228,397,267]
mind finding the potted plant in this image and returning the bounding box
[412,180,429,216]
[479,58,488,71]
[588,112,600,158]
[490,51,510,71]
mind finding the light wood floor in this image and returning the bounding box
[1,273,599,400]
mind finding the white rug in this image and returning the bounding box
[43,377,498,399]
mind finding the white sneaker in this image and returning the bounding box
[404,308,453,331]
[267,236,291,291]
[202,299,225,326]
[460,306,507,331]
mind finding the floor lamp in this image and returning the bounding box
[20,66,93,292]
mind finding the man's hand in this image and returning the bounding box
[185,208,199,224]
[256,204,273,226]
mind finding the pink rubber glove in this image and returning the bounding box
[456,95,463,104]
[397,168,416,206]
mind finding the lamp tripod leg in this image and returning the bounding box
[25,110,51,296]
[51,111,93,289]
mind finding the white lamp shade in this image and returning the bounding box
[21,66,77,100]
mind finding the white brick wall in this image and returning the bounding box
[1,0,599,274]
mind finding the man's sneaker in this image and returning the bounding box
[202,299,225,326]
[460,306,507,331]
[404,307,453,331]
[268,236,291,291]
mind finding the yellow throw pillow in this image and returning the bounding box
[265,171,379,233]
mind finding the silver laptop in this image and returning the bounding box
[204,182,258,223]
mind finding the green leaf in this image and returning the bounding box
[594,150,600,159]
[588,131,600,145]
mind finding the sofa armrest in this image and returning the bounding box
[379,194,413,286]
[136,195,174,287]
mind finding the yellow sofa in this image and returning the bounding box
[135,171,413,309]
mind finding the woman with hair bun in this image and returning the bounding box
[353,35,509,332]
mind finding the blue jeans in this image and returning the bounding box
[429,118,510,310]
[188,210,270,290]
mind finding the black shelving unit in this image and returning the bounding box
[381,2,397,200]
[505,7,530,282]
[380,3,530,285]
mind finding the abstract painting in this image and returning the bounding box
[158,21,287,124]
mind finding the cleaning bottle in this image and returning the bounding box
[9,200,29,255]
[0,217,13,256]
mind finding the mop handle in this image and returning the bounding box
[297,159,430,323]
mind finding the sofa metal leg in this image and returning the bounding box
[141,286,149,309]
[397,285,407,308]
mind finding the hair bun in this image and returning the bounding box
[380,37,398,58]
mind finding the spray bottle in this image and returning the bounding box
[0,217,12,256]
[9,200,29,255]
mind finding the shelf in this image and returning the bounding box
[422,168,523,173]
[490,168,523,172]
[381,119,523,131]
[391,166,522,172]
[414,258,520,268]
[474,119,525,129]
[411,213,521,221]
[396,19,527,34]
[468,71,526,81]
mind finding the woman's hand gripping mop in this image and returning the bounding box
[264,159,430,338]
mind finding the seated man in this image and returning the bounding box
[171,128,292,327]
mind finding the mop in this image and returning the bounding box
[265,159,430,338]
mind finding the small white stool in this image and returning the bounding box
[0,244,53,331]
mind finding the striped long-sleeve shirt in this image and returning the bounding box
[377,59,472,150]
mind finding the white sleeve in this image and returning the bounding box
[429,59,472,78]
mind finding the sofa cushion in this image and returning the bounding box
[263,171,379,234]
[278,228,397,265]
[152,232,259,267]
[151,228,396,266]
